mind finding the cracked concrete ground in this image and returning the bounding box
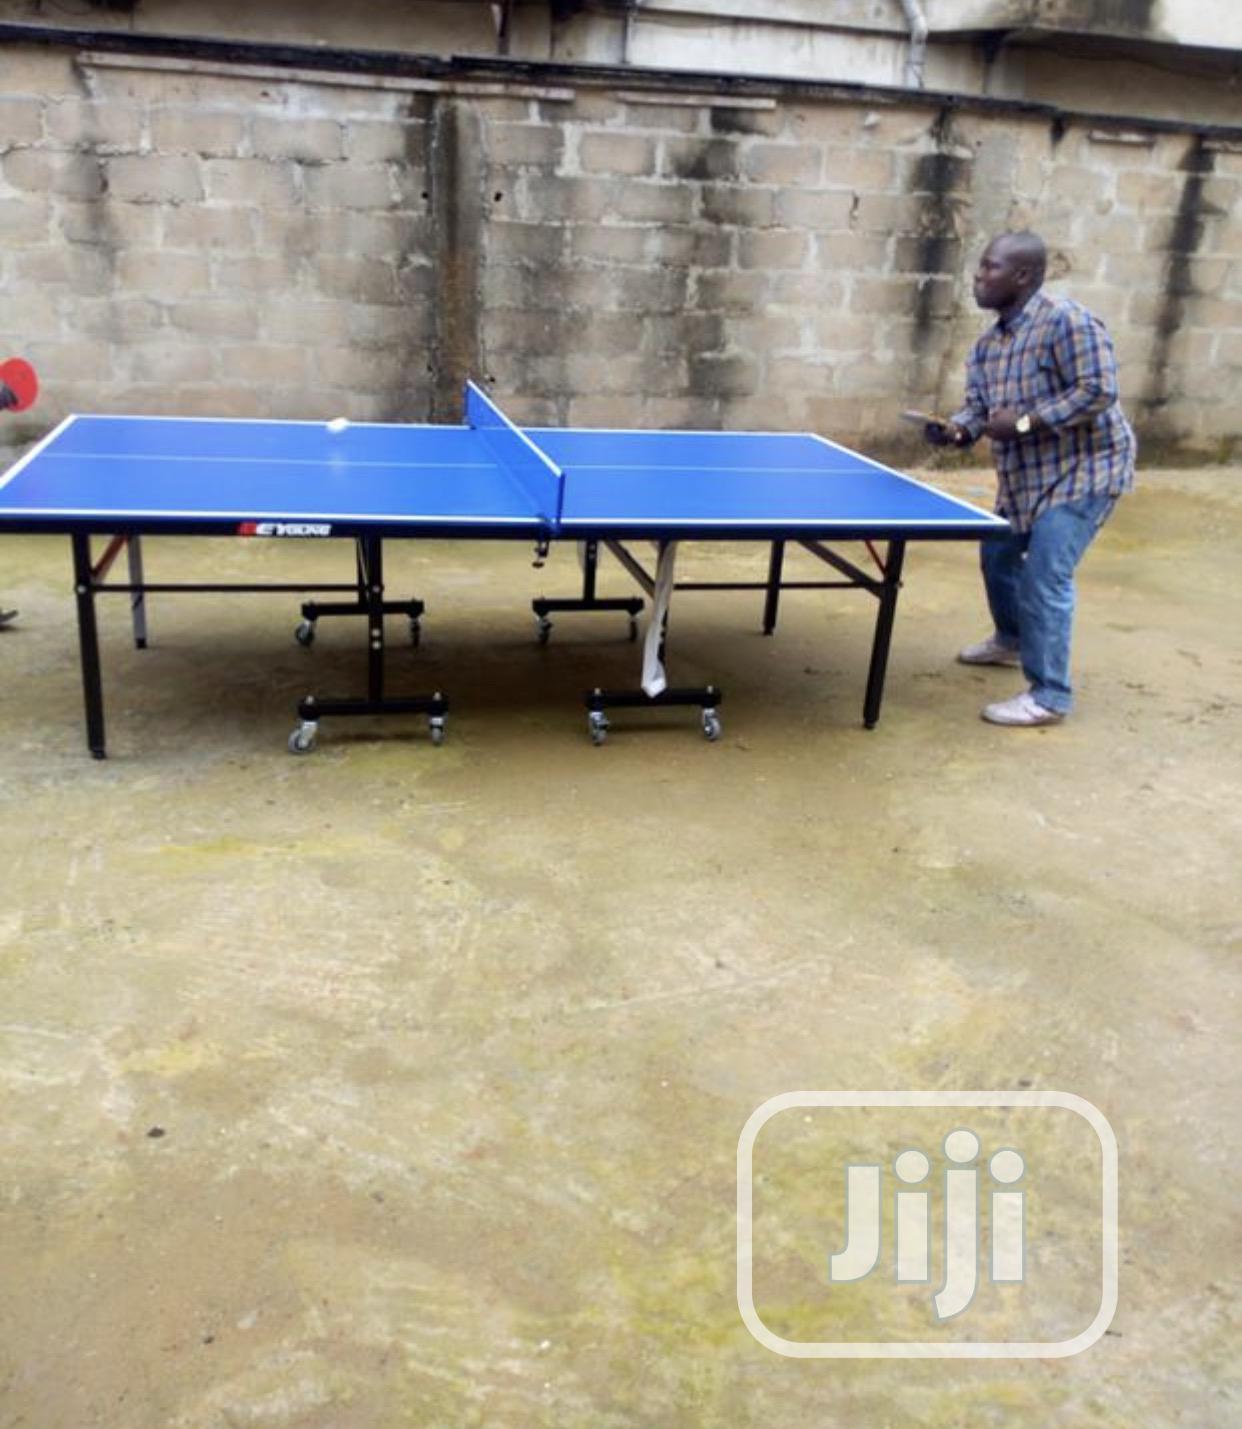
[0,466,1238,1428]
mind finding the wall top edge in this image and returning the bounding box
[1,20,1240,142]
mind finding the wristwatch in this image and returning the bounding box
[1015,413,1034,436]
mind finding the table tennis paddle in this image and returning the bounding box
[900,408,949,428]
[0,358,39,413]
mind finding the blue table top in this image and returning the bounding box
[0,413,1005,538]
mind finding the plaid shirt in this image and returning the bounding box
[951,290,1136,532]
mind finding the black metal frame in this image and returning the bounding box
[42,517,988,756]
[537,534,907,732]
[532,538,644,642]
[66,530,444,758]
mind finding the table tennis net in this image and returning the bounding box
[465,381,564,529]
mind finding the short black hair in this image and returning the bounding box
[997,230,1047,285]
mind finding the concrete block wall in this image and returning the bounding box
[1,40,1239,463]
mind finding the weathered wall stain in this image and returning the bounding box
[427,98,485,424]
[1141,134,1214,426]
[904,110,970,405]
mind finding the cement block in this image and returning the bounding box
[738,229,809,271]
[568,224,646,265]
[42,97,142,152]
[15,246,113,296]
[612,182,695,225]
[115,250,211,297]
[164,207,257,251]
[75,297,166,340]
[648,225,732,268]
[127,342,217,383]
[106,155,204,205]
[211,255,296,295]
[611,266,690,313]
[741,143,822,186]
[521,175,610,222]
[347,121,418,164]
[687,350,759,398]
[724,311,806,354]
[1117,171,1183,213]
[491,220,569,265]
[0,97,47,145]
[699,185,776,228]
[695,270,770,312]
[224,345,311,386]
[311,256,400,304]
[167,299,260,339]
[252,119,344,163]
[620,103,701,133]
[203,158,300,207]
[770,273,848,308]
[303,164,396,211]
[0,196,51,244]
[3,150,106,200]
[578,132,657,177]
[661,137,741,183]
[821,146,896,191]
[148,109,248,157]
[489,123,565,168]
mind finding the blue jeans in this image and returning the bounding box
[980,493,1117,714]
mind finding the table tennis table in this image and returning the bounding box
[0,381,1007,758]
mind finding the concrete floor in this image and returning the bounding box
[0,467,1238,1427]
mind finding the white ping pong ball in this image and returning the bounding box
[327,417,349,434]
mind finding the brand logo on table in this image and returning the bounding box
[237,521,333,537]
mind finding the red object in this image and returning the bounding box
[0,358,39,413]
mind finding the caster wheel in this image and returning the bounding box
[588,712,609,746]
[429,717,446,747]
[628,617,638,642]
[295,620,316,647]
[702,711,722,742]
[537,617,552,646]
[409,617,421,647]
[288,721,318,754]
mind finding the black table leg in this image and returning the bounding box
[71,534,107,759]
[862,539,906,729]
[762,539,786,634]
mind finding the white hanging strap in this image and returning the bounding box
[641,540,679,697]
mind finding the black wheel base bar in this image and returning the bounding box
[296,692,448,723]
[532,595,643,620]
[586,685,722,713]
[300,597,425,622]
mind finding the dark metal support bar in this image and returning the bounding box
[603,539,656,596]
[862,540,906,729]
[763,539,786,634]
[797,539,885,596]
[71,534,106,759]
[674,579,858,591]
[86,581,368,594]
[126,534,148,648]
[91,534,128,583]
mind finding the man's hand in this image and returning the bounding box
[924,419,968,448]
[984,407,1035,441]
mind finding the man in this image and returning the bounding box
[924,230,1135,726]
